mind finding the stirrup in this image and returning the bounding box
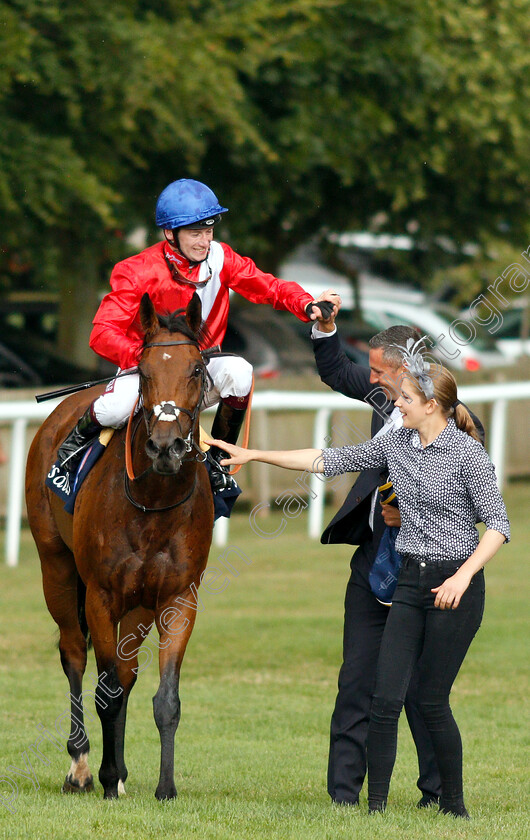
[207,451,237,492]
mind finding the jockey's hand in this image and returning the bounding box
[381,504,401,527]
[204,438,253,466]
[305,289,342,322]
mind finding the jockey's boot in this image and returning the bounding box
[57,405,102,474]
[207,399,247,493]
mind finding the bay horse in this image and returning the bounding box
[25,292,214,800]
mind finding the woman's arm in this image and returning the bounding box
[431,528,506,610]
[207,429,391,477]
[208,431,391,477]
[206,439,325,472]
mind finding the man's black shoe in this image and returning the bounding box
[417,793,440,808]
[438,799,469,819]
[331,798,359,807]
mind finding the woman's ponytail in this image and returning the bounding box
[453,403,481,443]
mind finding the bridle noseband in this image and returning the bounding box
[124,339,209,513]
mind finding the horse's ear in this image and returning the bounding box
[139,293,159,339]
[186,292,202,336]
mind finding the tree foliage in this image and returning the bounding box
[215,0,530,266]
[1,0,529,296]
[428,238,530,308]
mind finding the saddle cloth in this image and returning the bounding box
[46,427,240,519]
[45,429,114,514]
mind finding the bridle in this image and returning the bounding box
[124,339,208,513]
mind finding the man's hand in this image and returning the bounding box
[381,504,401,527]
[305,289,341,324]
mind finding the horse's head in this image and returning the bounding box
[138,292,206,475]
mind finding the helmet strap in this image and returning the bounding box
[163,243,212,288]
[165,230,209,266]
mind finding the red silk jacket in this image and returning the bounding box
[90,240,313,370]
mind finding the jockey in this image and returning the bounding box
[57,178,340,494]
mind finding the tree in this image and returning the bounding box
[1,0,529,364]
[205,0,530,267]
[1,0,331,361]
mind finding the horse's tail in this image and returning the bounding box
[77,575,92,649]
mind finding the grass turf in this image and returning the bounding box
[0,481,528,839]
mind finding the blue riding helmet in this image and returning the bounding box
[155,179,228,229]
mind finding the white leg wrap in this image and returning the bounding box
[203,356,253,409]
[92,369,140,428]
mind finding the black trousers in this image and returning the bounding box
[367,556,485,808]
[328,542,442,804]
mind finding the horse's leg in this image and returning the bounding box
[153,583,202,800]
[40,550,94,793]
[114,606,155,794]
[85,587,124,800]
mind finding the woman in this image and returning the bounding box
[207,347,510,818]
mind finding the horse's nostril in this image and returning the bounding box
[145,438,161,459]
[146,437,186,463]
[169,439,186,458]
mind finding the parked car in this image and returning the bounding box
[279,250,509,371]
[280,241,426,307]
[278,309,371,367]
[357,297,511,371]
[0,340,43,388]
[223,309,281,378]
[461,300,530,360]
[225,305,327,375]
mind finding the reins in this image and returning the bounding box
[124,399,203,514]
[125,396,141,482]
[123,337,254,511]
[124,339,206,513]
[226,374,254,476]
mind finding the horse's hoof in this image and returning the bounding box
[155,785,177,801]
[62,775,94,794]
[103,789,119,800]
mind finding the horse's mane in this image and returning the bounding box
[155,309,212,346]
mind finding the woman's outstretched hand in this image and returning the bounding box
[205,438,254,466]
[204,439,325,473]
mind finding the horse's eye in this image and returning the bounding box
[193,365,204,377]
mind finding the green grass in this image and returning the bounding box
[0,482,529,840]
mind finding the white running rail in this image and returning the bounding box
[2,381,530,566]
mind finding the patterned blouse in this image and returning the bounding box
[322,419,510,563]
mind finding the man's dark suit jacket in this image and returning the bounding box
[313,331,485,557]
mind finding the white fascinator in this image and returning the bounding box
[394,336,435,399]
